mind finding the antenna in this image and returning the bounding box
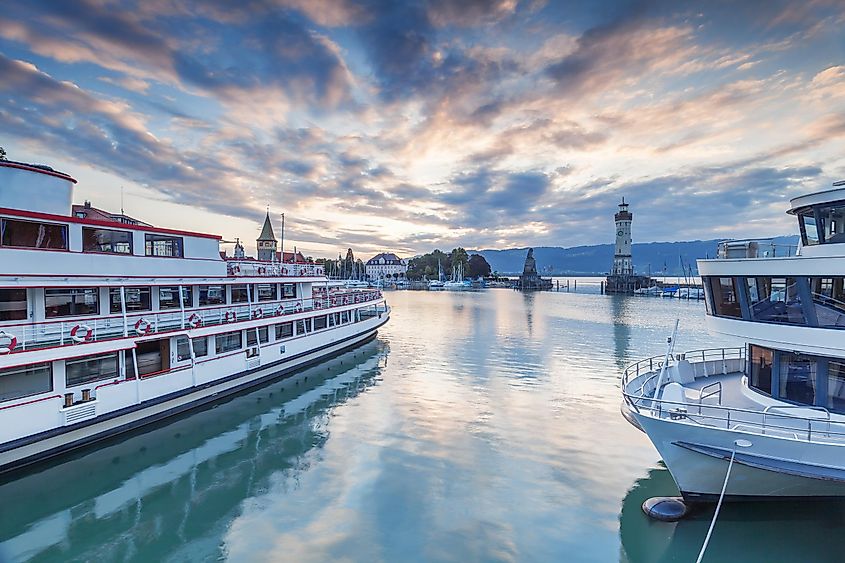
[120,186,124,216]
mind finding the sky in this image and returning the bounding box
[1,0,844,259]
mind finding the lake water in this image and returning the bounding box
[2,284,845,562]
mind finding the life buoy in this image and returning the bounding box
[187,313,202,328]
[225,311,237,323]
[70,324,94,343]
[252,309,263,319]
[0,330,17,354]
[282,268,288,275]
[275,305,284,316]
[258,266,266,275]
[134,318,152,336]
[300,268,305,276]
[295,303,303,313]
[233,265,240,274]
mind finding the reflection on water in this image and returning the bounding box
[0,342,386,562]
[2,286,844,562]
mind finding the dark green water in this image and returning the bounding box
[2,287,844,562]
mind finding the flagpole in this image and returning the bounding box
[280,213,285,263]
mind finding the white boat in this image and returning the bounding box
[344,279,369,289]
[428,260,446,290]
[443,263,472,291]
[0,160,390,474]
[622,183,845,501]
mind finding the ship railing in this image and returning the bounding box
[622,347,845,445]
[226,262,325,277]
[716,238,798,259]
[0,290,383,355]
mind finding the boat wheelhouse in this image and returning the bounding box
[622,184,845,501]
[0,160,389,474]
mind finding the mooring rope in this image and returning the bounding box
[695,449,736,563]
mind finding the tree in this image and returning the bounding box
[0,147,6,161]
[449,247,469,275]
[467,254,492,278]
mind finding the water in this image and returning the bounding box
[2,287,845,562]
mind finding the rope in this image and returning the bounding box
[695,449,736,563]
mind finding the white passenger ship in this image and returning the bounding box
[622,184,845,501]
[0,160,389,474]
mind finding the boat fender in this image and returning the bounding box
[642,497,689,522]
[70,324,94,343]
[252,309,263,319]
[225,311,237,323]
[0,330,17,354]
[187,313,202,328]
[134,318,152,336]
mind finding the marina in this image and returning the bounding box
[3,288,845,561]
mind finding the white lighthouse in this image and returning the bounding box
[612,198,633,276]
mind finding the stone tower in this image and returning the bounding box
[256,212,277,262]
[612,198,633,276]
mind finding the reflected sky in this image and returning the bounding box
[6,288,838,562]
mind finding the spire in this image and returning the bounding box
[257,212,276,242]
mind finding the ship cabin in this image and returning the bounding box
[697,186,845,415]
[0,160,385,414]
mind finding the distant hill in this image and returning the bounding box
[473,236,800,276]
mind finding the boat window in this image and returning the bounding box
[231,284,249,303]
[128,339,169,377]
[215,331,242,354]
[797,209,819,246]
[314,315,327,330]
[340,311,350,324]
[778,352,816,405]
[199,285,225,306]
[827,361,845,413]
[705,277,741,318]
[296,319,311,335]
[45,287,99,318]
[246,326,269,346]
[193,337,208,357]
[159,286,193,309]
[817,202,845,244]
[0,363,52,403]
[282,284,296,298]
[109,287,151,313]
[328,313,336,327]
[255,283,278,301]
[746,277,806,324]
[275,322,293,340]
[748,345,773,396]
[66,353,119,387]
[809,278,845,328]
[82,227,132,254]
[0,218,68,250]
[144,234,183,257]
[176,336,191,362]
[0,288,27,321]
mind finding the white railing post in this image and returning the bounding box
[120,286,128,338]
[178,284,186,329]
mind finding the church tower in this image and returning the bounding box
[256,212,277,262]
[612,198,633,276]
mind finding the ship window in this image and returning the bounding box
[275,322,293,340]
[45,287,99,318]
[817,203,845,244]
[296,319,311,335]
[246,326,269,346]
[340,311,350,324]
[82,227,132,254]
[282,284,296,298]
[779,352,816,406]
[159,286,193,309]
[0,288,27,321]
[255,283,278,301]
[748,345,773,396]
[193,337,208,358]
[809,278,845,327]
[176,336,191,362]
[746,277,806,325]
[0,363,52,403]
[314,315,327,330]
[827,361,845,413]
[144,234,183,257]
[706,277,741,318]
[109,287,151,313]
[66,353,119,387]
[215,331,242,354]
[231,284,249,303]
[199,285,225,306]
[798,209,819,246]
[0,218,68,250]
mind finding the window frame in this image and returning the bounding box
[82,226,133,255]
[144,233,184,258]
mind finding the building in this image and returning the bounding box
[605,198,654,294]
[256,212,277,262]
[365,253,407,280]
[72,200,151,227]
